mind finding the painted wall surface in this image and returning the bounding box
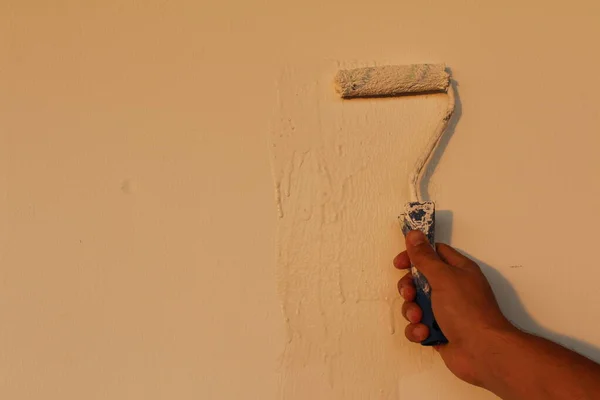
[2,1,600,399]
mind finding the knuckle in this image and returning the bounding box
[413,246,437,262]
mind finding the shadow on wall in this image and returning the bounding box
[420,69,463,203]
[462,250,600,364]
[435,210,453,244]
[422,71,461,245]
[419,71,600,364]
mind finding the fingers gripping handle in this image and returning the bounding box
[400,202,448,346]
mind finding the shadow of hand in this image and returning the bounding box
[459,249,600,364]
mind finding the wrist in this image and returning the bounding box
[475,326,530,394]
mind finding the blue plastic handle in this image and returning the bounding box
[400,201,448,346]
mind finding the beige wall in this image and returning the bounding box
[2,1,600,399]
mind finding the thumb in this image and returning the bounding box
[405,230,448,284]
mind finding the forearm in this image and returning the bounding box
[480,329,600,400]
[394,238,600,398]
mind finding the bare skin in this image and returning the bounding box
[394,230,600,400]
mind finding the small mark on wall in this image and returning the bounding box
[120,179,136,195]
[509,265,524,269]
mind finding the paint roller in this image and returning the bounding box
[334,64,455,346]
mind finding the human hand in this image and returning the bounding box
[393,230,518,386]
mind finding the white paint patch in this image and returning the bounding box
[269,63,469,398]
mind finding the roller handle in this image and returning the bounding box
[401,202,448,346]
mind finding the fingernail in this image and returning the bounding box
[407,309,417,323]
[414,325,428,340]
[408,230,426,246]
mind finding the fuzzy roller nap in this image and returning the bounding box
[334,63,455,346]
[334,64,450,98]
